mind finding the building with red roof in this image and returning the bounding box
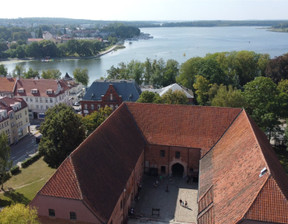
[14,78,71,119]
[30,103,288,224]
[0,77,16,98]
[0,97,29,144]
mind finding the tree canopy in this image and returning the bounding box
[0,133,12,191]
[73,68,89,86]
[0,204,39,224]
[39,104,86,168]
[82,106,112,136]
[41,69,61,79]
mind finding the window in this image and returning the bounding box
[50,98,53,103]
[160,150,165,157]
[97,104,101,110]
[48,209,55,217]
[110,93,113,101]
[91,104,95,110]
[175,151,180,159]
[84,104,88,110]
[70,212,77,220]
[35,98,38,103]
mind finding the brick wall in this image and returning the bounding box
[144,144,201,177]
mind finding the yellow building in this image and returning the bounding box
[0,97,29,144]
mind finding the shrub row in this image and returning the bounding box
[10,166,21,175]
[21,153,41,168]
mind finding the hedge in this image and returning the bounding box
[21,153,41,168]
[10,165,21,175]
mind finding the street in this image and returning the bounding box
[10,125,39,167]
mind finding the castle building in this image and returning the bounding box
[31,103,288,224]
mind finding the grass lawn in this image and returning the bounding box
[0,157,55,206]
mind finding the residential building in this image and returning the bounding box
[0,77,16,98]
[14,79,71,119]
[31,103,288,224]
[142,83,194,103]
[81,80,141,115]
[0,97,29,144]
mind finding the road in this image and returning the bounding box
[10,126,39,167]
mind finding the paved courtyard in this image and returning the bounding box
[128,175,198,224]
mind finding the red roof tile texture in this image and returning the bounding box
[126,103,242,156]
[37,104,146,222]
[0,77,16,92]
[33,103,288,224]
[14,79,69,97]
[199,110,288,224]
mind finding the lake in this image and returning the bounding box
[1,26,288,85]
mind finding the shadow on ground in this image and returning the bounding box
[3,188,30,205]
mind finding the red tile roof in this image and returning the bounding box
[36,104,146,222]
[199,110,288,224]
[0,77,16,93]
[126,103,242,156]
[32,103,288,223]
[0,97,27,111]
[14,79,69,97]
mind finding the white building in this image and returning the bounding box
[14,79,71,119]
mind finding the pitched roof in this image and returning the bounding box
[35,104,146,222]
[83,80,141,102]
[0,77,16,93]
[126,103,242,155]
[159,83,194,98]
[198,110,288,224]
[33,103,288,223]
[14,79,69,97]
[0,97,27,112]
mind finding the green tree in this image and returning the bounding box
[137,91,162,103]
[193,75,211,105]
[243,77,280,139]
[23,68,39,79]
[0,64,8,76]
[277,79,288,118]
[162,59,179,87]
[0,203,40,224]
[26,42,41,58]
[39,104,86,168]
[73,68,89,86]
[143,58,152,85]
[161,89,188,105]
[12,64,25,78]
[211,85,245,108]
[41,69,61,79]
[127,60,144,85]
[0,133,12,191]
[82,106,112,136]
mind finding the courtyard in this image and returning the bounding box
[128,175,198,224]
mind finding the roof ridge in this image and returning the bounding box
[201,108,244,159]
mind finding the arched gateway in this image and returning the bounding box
[172,163,184,177]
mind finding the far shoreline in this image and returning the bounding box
[0,44,124,63]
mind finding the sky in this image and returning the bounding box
[1,0,287,21]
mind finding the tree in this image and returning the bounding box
[0,203,39,224]
[0,64,8,76]
[265,53,288,83]
[82,106,112,136]
[193,75,211,105]
[73,68,89,86]
[24,68,39,79]
[211,85,245,108]
[137,91,162,104]
[161,89,188,105]
[243,77,280,139]
[0,133,12,191]
[41,69,61,79]
[277,79,288,118]
[12,64,25,78]
[39,104,86,168]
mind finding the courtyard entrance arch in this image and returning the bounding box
[172,163,184,177]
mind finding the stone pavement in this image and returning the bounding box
[128,175,198,224]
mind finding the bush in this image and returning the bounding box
[21,153,41,168]
[1,172,11,182]
[10,166,21,175]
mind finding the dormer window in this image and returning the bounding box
[47,89,53,95]
[18,88,25,93]
[31,89,38,94]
